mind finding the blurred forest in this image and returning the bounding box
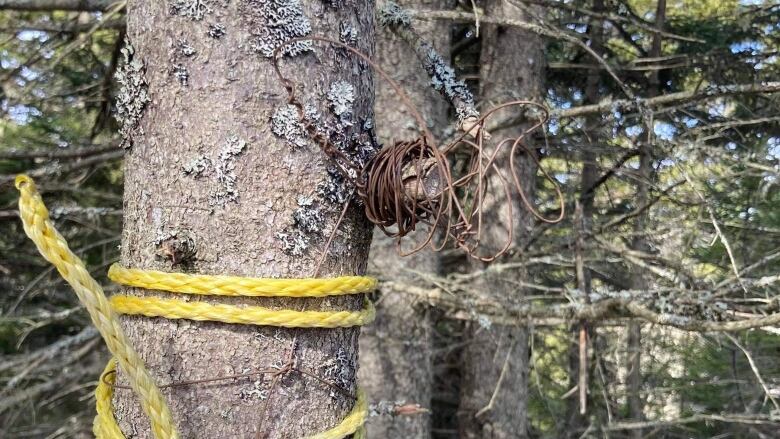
[1,0,780,438]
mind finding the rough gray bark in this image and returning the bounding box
[115,1,375,437]
[358,1,449,436]
[457,1,544,438]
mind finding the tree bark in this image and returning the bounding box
[116,1,375,437]
[358,0,450,438]
[457,1,544,438]
[358,2,449,437]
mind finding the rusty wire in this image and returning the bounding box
[273,36,565,266]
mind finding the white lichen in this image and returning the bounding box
[49,206,115,220]
[293,195,323,234]
[320,348,355,399]
[207,23,226,38]
[182,155,210,176]
[378,2,478,122]
[326,80,355,123]
[303,102,321,121]
[271,104,308,149]
[378,1,412,27]
[173,64,189,86]
[178,39,196,57]
[247,0,312,57]
[477,314,493,330]
[238,379,269,401]
[424,46,478,121]
[170,0,213,20]
[114,38,150,149]
[317,165,352,205]
[276,230,309,256]
[209,135,247,206]
[339,22,358,46]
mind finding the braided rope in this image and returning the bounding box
[16,175,179,439]
[95,361,367,439]
[16,175,372,439]
[94,360,123,439]
[110,295,375,327]
[108,264,376,298]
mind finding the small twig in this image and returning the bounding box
[680,166,748,294]
[474,339,514,419]
[725,334,780,413]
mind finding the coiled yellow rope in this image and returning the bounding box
[94,361,369,439]
[109,295,375,328]
[16,175,373,439]
[108,264,377,298]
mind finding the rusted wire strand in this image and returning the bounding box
[272,36,565,264]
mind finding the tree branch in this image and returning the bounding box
[0,143,117,160]
[385,280,780,332]
[0,149,124,184]
[0,0,116,11]
[554,82,780,119]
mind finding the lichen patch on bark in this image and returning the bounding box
[210,135,247,206]
[271,104,309,149]
[207,23,226,38]
[178,39,197,57]
[377,1,411,27]
[179,135,247,207]
[293,195,324,234]
[327,80,355,125]
[169,0,220,21]
[173,63,190,86]
[182,154,210,176]
[114,38,150,149]
[276,194,326,256]
[339,22,358,46]
[242,0,313,58]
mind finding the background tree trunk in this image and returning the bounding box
[116,1,375,437]
[626,1,666,436]
[457,1,544,438]
[358,1,450,437]
[566,0,605,434]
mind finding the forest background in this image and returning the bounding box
[1,0,780,438]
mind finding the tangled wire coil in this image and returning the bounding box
[273,37,565,263]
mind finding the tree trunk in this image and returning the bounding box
[626,2,666,435]
[566,0,605,434]
[115,1,375,437]
[458,1,544,438]
[358,1,449,437]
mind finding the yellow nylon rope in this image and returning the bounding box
[94,361,368,439]
[110,295,375,328]
[16,175,178,439]
[108,264,377,298]
[16,175,372,439]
